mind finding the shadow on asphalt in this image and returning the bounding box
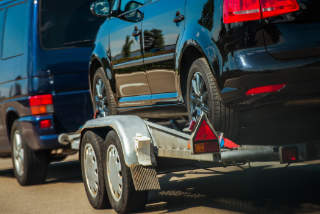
[1,159,320,213]
[45,160,82,184]
[145,163,320,214]
[0,160,82,184]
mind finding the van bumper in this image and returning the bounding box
[18,115,62,151]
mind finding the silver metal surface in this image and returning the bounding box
[221,146,279,163]
[106,144,123,202]
[146,121,219,161]
[13,130,24,176]
[84,144,99,198]
[58,133,80,150]
[134,134,152,166]
[95,78,109,118]
[130,165,160,191]
[79,115,156,167]
[189,72,209,119]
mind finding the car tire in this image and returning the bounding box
[80,130,110,209]
[186,57,237,138]
[104,130,147,214]
[11,120,49,186]
[92,67,117,118]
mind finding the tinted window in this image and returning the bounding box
[40,0,106,49]
[0,9,5,55]
[2,3,27,59]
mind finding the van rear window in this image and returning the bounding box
[39,0,105,49]
[2,3,27,59]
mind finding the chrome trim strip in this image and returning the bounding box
[143,53,174,65]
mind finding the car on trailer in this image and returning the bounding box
[0,0,105,185]
[89,0,320,147]
[72,0,320,213]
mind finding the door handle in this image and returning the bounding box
[132,26,141,37]
[174,11,184,23]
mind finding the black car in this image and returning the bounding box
[89,0,320,146]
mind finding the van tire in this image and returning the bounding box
[104,130,147,214]
[186,58,237,138]
[92,68,117,118]
[11,121,48,186]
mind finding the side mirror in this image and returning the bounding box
[90,0,111,17]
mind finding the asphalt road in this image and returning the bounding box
[1,155,320,214]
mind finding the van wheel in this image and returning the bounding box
[104,130,147,214]
[186,58,237,138]
[11,121,48,186]
[92,67,117,118]
[80,130,110,209]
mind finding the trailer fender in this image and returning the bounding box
[79,115,157,167]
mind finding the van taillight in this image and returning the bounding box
[29,94,54,115]
[223,0,300,24]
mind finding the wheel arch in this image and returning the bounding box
[6,108,19,142]
[176,39,223,99]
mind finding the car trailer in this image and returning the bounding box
[58,113,311,213]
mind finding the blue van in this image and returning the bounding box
[0,0,104,185]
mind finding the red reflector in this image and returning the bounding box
[39,119,52,129]
[261,0,300,19]
[223,0,299,24]
[194,142,220,153]
[29,94,53,106]
[194,119,217,142]
[282,147,298,162]
[246,83,286,96]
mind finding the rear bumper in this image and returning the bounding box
[234,100,320,146]
[18,115,61,151]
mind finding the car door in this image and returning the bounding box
[140,0,186,105]
[109,0,151,108]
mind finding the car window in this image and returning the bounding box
[40,0,106,49]
[2,3,27,59]
[0,9,5,57]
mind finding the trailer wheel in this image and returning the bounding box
[81,130,110,209]
[92,67,117,118]
[11,121,48,186]
[104,130,147,214]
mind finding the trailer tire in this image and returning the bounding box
[11,121,48,186]
[104,130,147,214]
[81,130,110,209]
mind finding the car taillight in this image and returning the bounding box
[223,0,300,24]
[261,0,300,19]
[29,94,54,115]
[193,119,220,154]
[223,0,261,24]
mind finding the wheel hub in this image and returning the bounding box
[95,78,109,117]
[189,72,209,119]
[84,144,99,198]
[13,130,24,176]
[106,144,123,202]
